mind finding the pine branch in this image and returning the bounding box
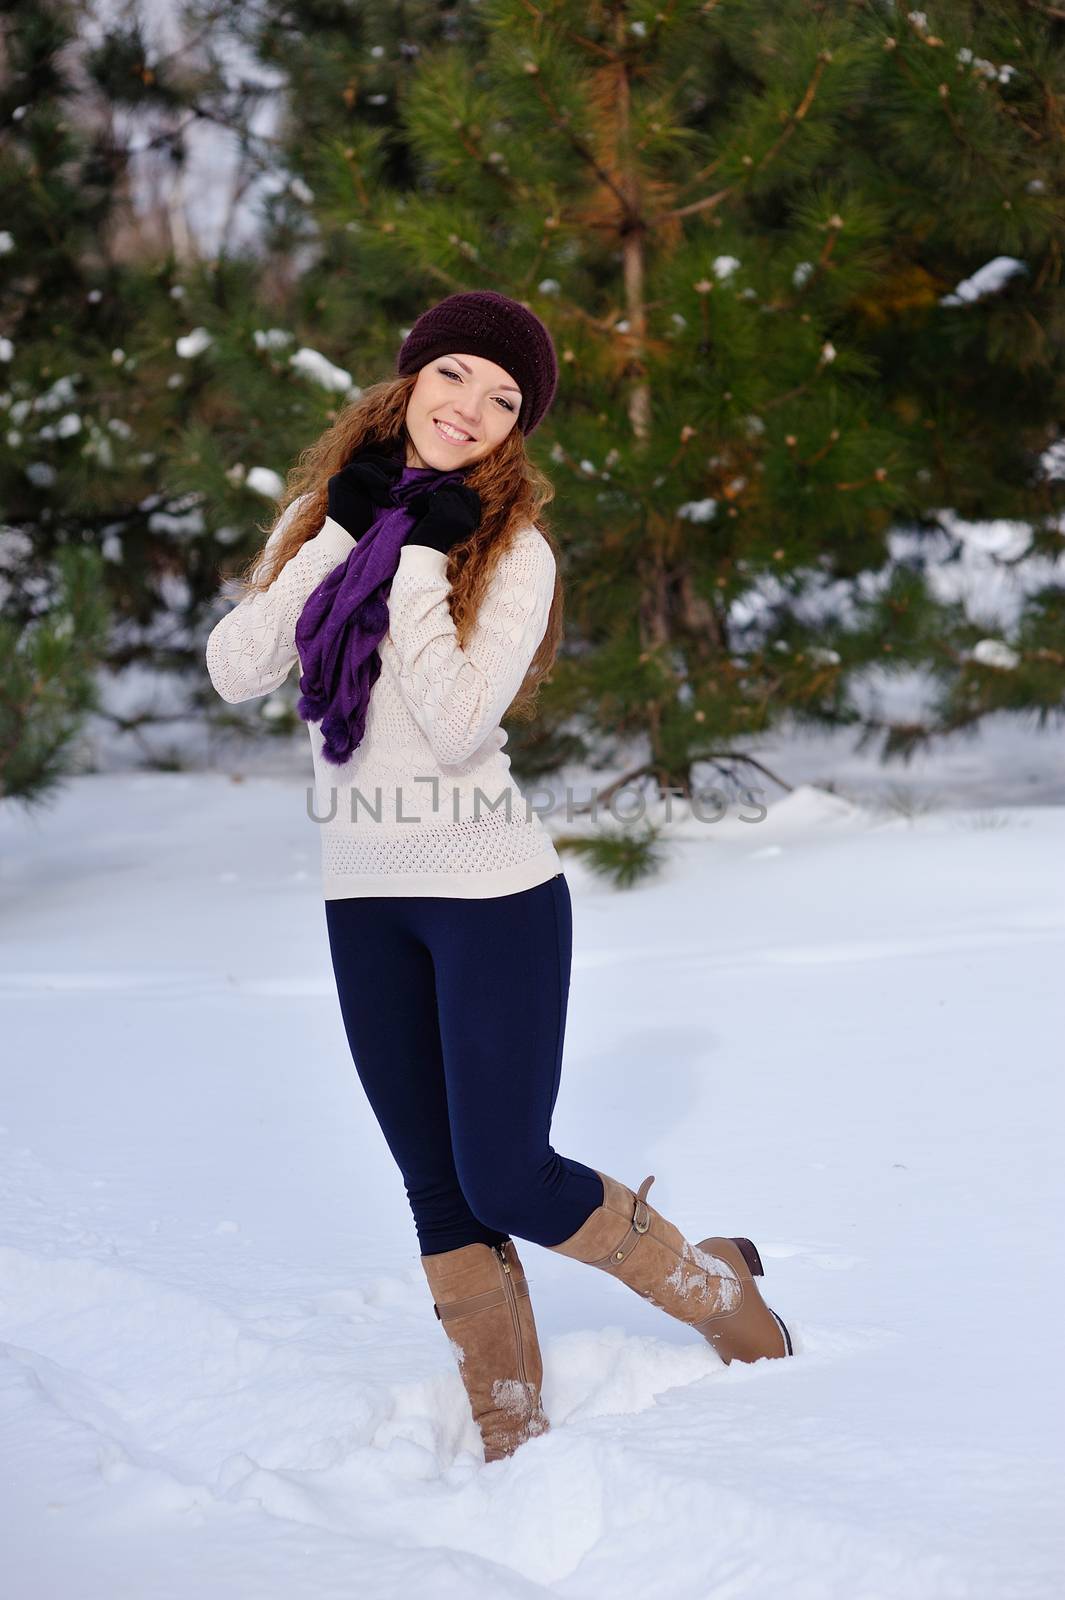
[519,62,635,221]
[651,51,832,228]
[514,0,617,65]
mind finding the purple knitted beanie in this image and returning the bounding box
[395,290,559,436]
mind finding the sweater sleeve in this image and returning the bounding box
[387,527,556,768]
[205,500,356,704]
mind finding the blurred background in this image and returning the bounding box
[3,0,1063,874]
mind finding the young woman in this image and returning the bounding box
[206,290,793,1466]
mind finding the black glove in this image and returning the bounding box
[326,449,404,538]
[404,483,483,556]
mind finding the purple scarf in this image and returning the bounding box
[294,461,467,766]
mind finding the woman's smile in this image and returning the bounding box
[434,417,476,444]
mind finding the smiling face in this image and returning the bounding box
[403,352,523,469]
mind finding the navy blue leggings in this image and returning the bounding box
[324,872,605,1255]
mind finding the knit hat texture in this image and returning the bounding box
[396,290,558,436]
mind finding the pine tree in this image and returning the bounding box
[1,0,357,780]
[8,1,1063,829]
[0,0,254,786]
[1,540,110,802]
[262,0,1065,818]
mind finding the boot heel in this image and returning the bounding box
[730,1237,764,1276]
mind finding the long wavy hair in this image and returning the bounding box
[231,373,564,722]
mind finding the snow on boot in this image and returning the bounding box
[548,1171,793,1364]
[420,1237,550,1462]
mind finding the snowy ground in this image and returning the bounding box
[2,755,1064,1598]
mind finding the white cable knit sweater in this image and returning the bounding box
[205,495,564,898]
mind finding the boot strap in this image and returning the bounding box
[434,1277,531,1322]
[598,1174,655,1269]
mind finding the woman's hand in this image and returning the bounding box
[327,452,403,538]
[404,483,483,555]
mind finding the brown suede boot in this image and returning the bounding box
[548,1171,793,1365]
[420,1237,550,1462]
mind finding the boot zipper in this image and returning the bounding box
[495,1242,528,1387]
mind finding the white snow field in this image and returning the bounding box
[2,766,1063,1599]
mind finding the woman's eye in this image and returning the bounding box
[439,367,515,413]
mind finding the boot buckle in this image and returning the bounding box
[633,1174,654,1233]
